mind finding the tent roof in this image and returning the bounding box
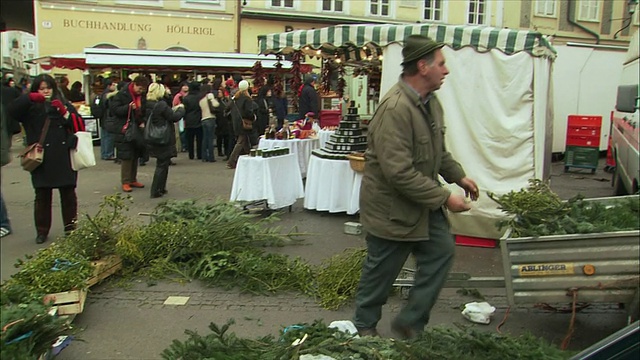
[259,23,556,59]
[28,49,313,73]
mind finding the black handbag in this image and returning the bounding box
[144,103,170,145]
[122,107,145,149]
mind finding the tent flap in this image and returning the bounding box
[259,24,556,59]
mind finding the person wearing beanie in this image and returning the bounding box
[352,35,479,339]
[226,80,258,169]
[298,74,319,120]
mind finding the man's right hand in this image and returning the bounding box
[29,93,46,103]
[446,194,471,213]
[130,102,137,109]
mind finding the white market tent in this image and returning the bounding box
[259,23,557,239]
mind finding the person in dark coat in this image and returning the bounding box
[215,87,232,159]
[145,83,185,198]
[182,81,203,160]
[226,80,258,169]
[298,74,319,120]
[109,75,149,193]
[8,74,80,244]
[272,90,288,129]
[69,81,85,102]
[255,85,273,135]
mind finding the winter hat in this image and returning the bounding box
[238,80,249,91]
[401,35,444,65]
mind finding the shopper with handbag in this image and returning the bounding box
[226,80,258,169]
[8,74,79,244]
[144,83,185,198]
[109,76,149,193]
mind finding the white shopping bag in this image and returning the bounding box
[70,131,96,171]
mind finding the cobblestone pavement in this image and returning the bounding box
[0,141,628,359]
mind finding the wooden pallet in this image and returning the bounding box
[86,254,123,288]
[43,289,87,316]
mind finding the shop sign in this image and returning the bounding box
[61,19,215,36]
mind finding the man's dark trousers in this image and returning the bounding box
[353,209,455,333]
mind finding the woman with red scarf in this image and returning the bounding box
[109,76,149,192]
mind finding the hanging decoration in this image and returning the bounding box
[288,51,302,113]
[273,55,284,97]
[320,59,333,94]
[336,62,346,99]
[251,61,266,91]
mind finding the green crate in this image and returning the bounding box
[564,145,599,173]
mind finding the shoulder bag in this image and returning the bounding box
[144,103,171,146]
[233,100,253,130]
[122,106,145,149]
[19,117,50,172]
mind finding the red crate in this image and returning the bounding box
[566,135,600,147]
[455,235,497,248]
[567,115,602,129]
[567,126,601,137]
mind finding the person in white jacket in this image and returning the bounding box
[199,84,219,162]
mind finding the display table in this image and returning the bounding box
[230,154,304,209]
[258,138,319,177]
[304,155,363,215]
[317,129,335,148]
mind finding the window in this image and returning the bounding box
[26,41,35,51]
[578,0,599,21]
[181,0,224,10]
[322,0,343,12]
[535,0,556,17]
[271,0,293,8]
[370,0,390,16]
[115,0,163,7]
[467,0,488,25]
[423,0,444,22]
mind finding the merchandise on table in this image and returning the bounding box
[312,105,367,160]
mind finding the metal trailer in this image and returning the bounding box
[394,195,640,322]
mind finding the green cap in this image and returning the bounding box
[401,35,445,65]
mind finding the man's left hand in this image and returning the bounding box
[457,177,479,201]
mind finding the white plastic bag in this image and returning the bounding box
[461,301,496,324]
[70,131,96,171]
[328,320,359,335]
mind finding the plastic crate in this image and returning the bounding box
[567,115,602,129]
[567,126,601,137]
[566,135,600,148]
[564,145,600,173]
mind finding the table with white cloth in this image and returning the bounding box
[304,155,363,215]
[257,138,319,177]
[317,129,335,148]
[230,154,304,209]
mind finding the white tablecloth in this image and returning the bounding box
[258,138,319,177]
[317,129,335,148]
[304,155,363,215]
[230,154,304,209]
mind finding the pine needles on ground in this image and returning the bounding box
[161,320,574,360]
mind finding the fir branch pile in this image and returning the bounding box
[161,320,573,360]
[489,179,639,237]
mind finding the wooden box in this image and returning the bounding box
[43,289,87,316]
[86,254,123,288]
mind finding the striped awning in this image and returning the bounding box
[258,23,556,59]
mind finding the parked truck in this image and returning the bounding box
[611,30,640,195]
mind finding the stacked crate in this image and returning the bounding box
[564,115,602,174]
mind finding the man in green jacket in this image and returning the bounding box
[353,35,479,339]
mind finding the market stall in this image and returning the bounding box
[259,24,556,239]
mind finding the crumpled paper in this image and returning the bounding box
[461,301,496,324]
